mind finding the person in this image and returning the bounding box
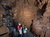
[17,23,21,31]
[30,20,33,32]
[19,27,23,37]
[23,25,28,37]
[17,23,22,37]
[22,25,25,37]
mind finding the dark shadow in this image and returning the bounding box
[35,0,39,7]
[30,20,33,32]
[37,2,48,16]
[1,4,12,11]
[13,19,18,28]
[40,0,42,2]
[0,0,2,3]
[0,32,8,36]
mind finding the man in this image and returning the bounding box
[30,20,33,32]
[17,23,22,37]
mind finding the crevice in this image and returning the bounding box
[36,2,48,20]
[40,0,42,2]
[0,32,8,36]
[35,0,39,7]
[30,20,33,32]
[41,2,48,13]
[37,2,48,16]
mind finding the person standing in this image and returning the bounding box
[19,27,23,37]
[23,25,28,37]
[30,20,33,32]
[17,23,23,37]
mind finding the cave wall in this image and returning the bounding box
[0,0,40,27]
[31,0,50,37]
[12,0,38,28]
[0,0,38,28]
[0,0,50,28]
[0,4,5,26]
[0,0,50,37]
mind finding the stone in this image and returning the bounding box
[0,26,9,35]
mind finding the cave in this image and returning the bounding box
[0,0,50,37]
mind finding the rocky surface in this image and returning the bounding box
[0,0,39,28]
[0,4,5,26]
[0,0,50,28]
[0,26,9,34]
[0,0,50,37]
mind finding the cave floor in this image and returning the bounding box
[0,26,36,37]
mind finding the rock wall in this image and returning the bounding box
[12,0,38,28]
[0,0,50,37]
[0,4,5,26]
[32,0,50,36]
[1,0,38,28]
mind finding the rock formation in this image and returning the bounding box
[0,0,38,28]
[0,0,50,37]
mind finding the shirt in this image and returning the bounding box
[17,25,21,30]
[23,28,27,33]
[19,29,22,34]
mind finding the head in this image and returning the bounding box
[19,23,21,25]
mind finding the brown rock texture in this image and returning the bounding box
[0,0,50,37]
[44,0,50,17]
[0,4,5,26]
[11,0,38,28]
[0,0,39,28]
[0,26,9,34]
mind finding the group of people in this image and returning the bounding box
[17,23,28,37]
[1,4,28,37]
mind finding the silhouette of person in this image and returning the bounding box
[23,25,28,37]
[30,20,33,32]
